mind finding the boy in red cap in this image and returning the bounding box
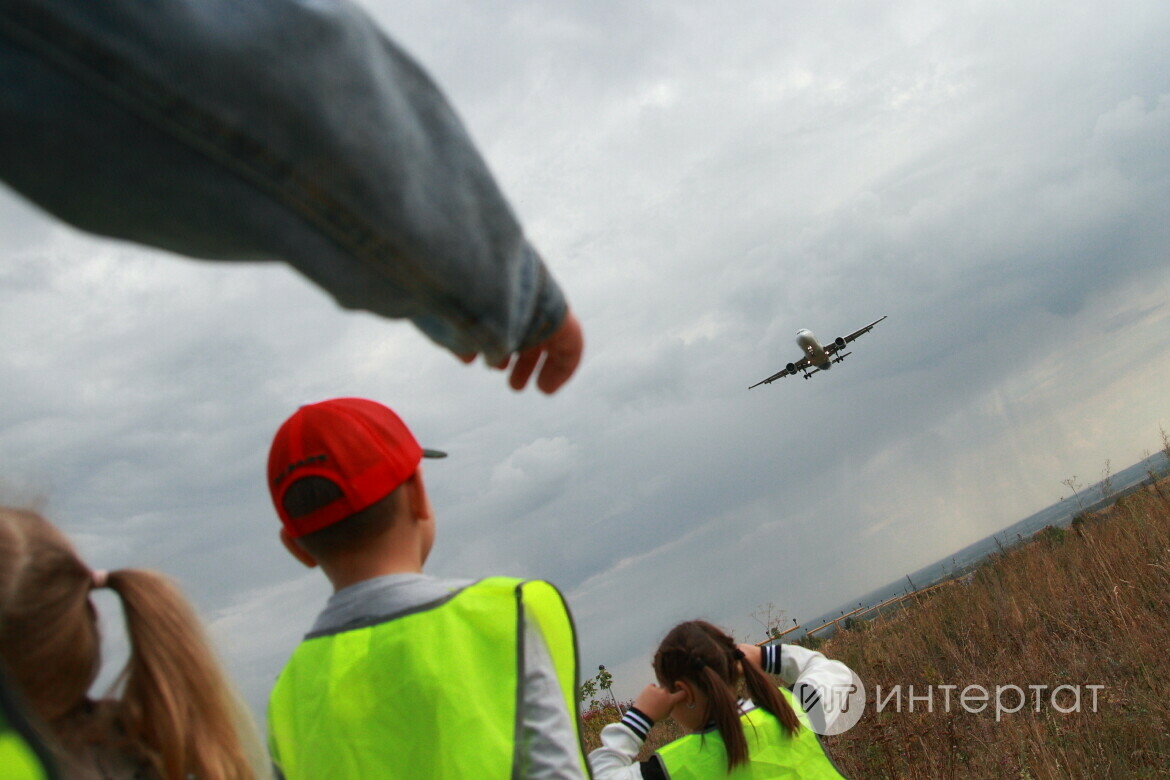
[265,397,589,779]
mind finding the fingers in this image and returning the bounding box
[631,684,658,713]
[737,643,763,670]
[534,353,580,394]
[455,309,584,393]
[505,309,584,393]
[508,348,542,391]
[653,686,687,720]
[633,683,685,721]
[534,310,583,394]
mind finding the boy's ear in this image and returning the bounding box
[405,469,434,522]
[279,528,318,569]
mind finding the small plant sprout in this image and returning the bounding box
[1062,475,1085,516]
[1100,459,1114,502]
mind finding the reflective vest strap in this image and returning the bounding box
[517,579,589,777]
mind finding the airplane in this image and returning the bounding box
[749,315,887,388]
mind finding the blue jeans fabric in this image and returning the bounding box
[0,0,565,360]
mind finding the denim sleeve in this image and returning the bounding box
[0,0,565,360]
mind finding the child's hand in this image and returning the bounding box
[632,683,686,722]
[737,643,764,671]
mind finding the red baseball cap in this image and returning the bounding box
[267,398,446,537]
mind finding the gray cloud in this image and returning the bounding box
[3,0,1169,718]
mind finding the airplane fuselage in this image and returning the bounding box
[796,329,831,370]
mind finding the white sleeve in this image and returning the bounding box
[775,644,853,689]
[587,722,647,780]
[776,644,856,732]
[520,615,588,779]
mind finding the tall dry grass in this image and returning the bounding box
[583,477,1170,777]
[822,477,1170,778]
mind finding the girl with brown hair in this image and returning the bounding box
[588,620,850,779]
[0,507,265,779]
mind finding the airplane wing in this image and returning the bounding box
[825,315,887,356]
[749,356,811,389]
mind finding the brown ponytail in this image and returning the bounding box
[739,647,802,736]
[0,507,259,779]
[654,620,801,773]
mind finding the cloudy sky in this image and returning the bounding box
[3,0,1170,718]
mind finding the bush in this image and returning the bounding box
[1036,524,1067,544]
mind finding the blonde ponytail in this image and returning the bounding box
[0,508,261,779]
[0,508,97,726]
[108,568,258,779]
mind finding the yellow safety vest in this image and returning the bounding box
[268,577,585,779]
[0,671,56,780]
[655,689,845,779]
[0,731,49,780]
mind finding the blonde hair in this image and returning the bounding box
[0,507,260,779]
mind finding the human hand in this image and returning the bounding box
[458,308,584,394]
[632,683,686,722]
[737,643,764,672]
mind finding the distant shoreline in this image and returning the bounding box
[792,449,1170,642]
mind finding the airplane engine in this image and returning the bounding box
[835,336,847,349]
[786,362,797,374]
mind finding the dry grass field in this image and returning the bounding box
[582,474,1170,778]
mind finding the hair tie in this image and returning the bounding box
[733,649,746,661]
[91,570,109,589]
[691,657,706,673]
